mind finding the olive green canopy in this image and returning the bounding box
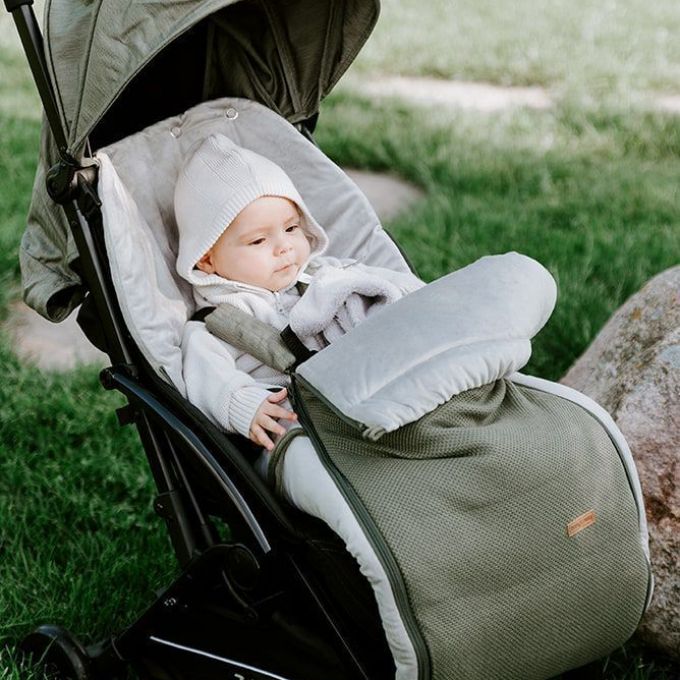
[22,0,379,321]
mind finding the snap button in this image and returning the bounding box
[225,107,239,120]
[170,126,182,138]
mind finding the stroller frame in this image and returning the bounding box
[7,2,397,679]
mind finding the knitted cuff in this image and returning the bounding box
[228,386,276,439]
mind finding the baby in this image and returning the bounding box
[174,134,423,458]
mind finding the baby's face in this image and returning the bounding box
[197,196,311,291]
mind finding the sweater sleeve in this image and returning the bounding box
[181,321,274,438]
[311,255,425,296]
[352,262,425,296]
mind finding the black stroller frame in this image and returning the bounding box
[7,2,396,679]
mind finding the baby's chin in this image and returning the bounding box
[267,265,299,292]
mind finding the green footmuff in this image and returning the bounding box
[286,376,651,680]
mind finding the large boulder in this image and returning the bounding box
[562,266,680,659]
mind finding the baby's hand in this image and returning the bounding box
[249,388,298,451]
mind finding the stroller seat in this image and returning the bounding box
[97,95,412,393]
[93,96,651,680]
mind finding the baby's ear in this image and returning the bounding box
[195,250,215,274]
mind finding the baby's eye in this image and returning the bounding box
[285,224,300,232]
[249,238,265,245]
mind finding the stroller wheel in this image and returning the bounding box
[19,625,93,680]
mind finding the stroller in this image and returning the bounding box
[7,1,652,679]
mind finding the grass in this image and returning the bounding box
[349,0,680,103]
[0,344,175,640]
[0,2,679,679]
[0,1,44,123]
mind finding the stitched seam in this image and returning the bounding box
[72,0,105,140]
[73,2,232,149]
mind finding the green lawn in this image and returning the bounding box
[350,0,680,103]
[1,2,678,679]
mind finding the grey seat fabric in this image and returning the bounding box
[96,96,412,391]
[102,96,410,287]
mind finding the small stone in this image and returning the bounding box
[562,266,680,658]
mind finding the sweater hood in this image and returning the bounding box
[175,134,329,292]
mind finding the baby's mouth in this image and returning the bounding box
[275,263,295,273]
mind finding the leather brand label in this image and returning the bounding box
[567,510,596,537]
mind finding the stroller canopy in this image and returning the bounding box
[22,0,379,322]
[46,0,379,151]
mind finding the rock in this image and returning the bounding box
[562,266,680,659]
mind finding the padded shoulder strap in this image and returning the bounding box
[204,304,298,373]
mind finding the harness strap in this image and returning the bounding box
[190,282,316,371]
[200,304,299,373]
[280,325,315,366]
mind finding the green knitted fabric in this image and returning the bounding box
[292,379,650,680]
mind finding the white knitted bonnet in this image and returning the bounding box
[174,133,329,283]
